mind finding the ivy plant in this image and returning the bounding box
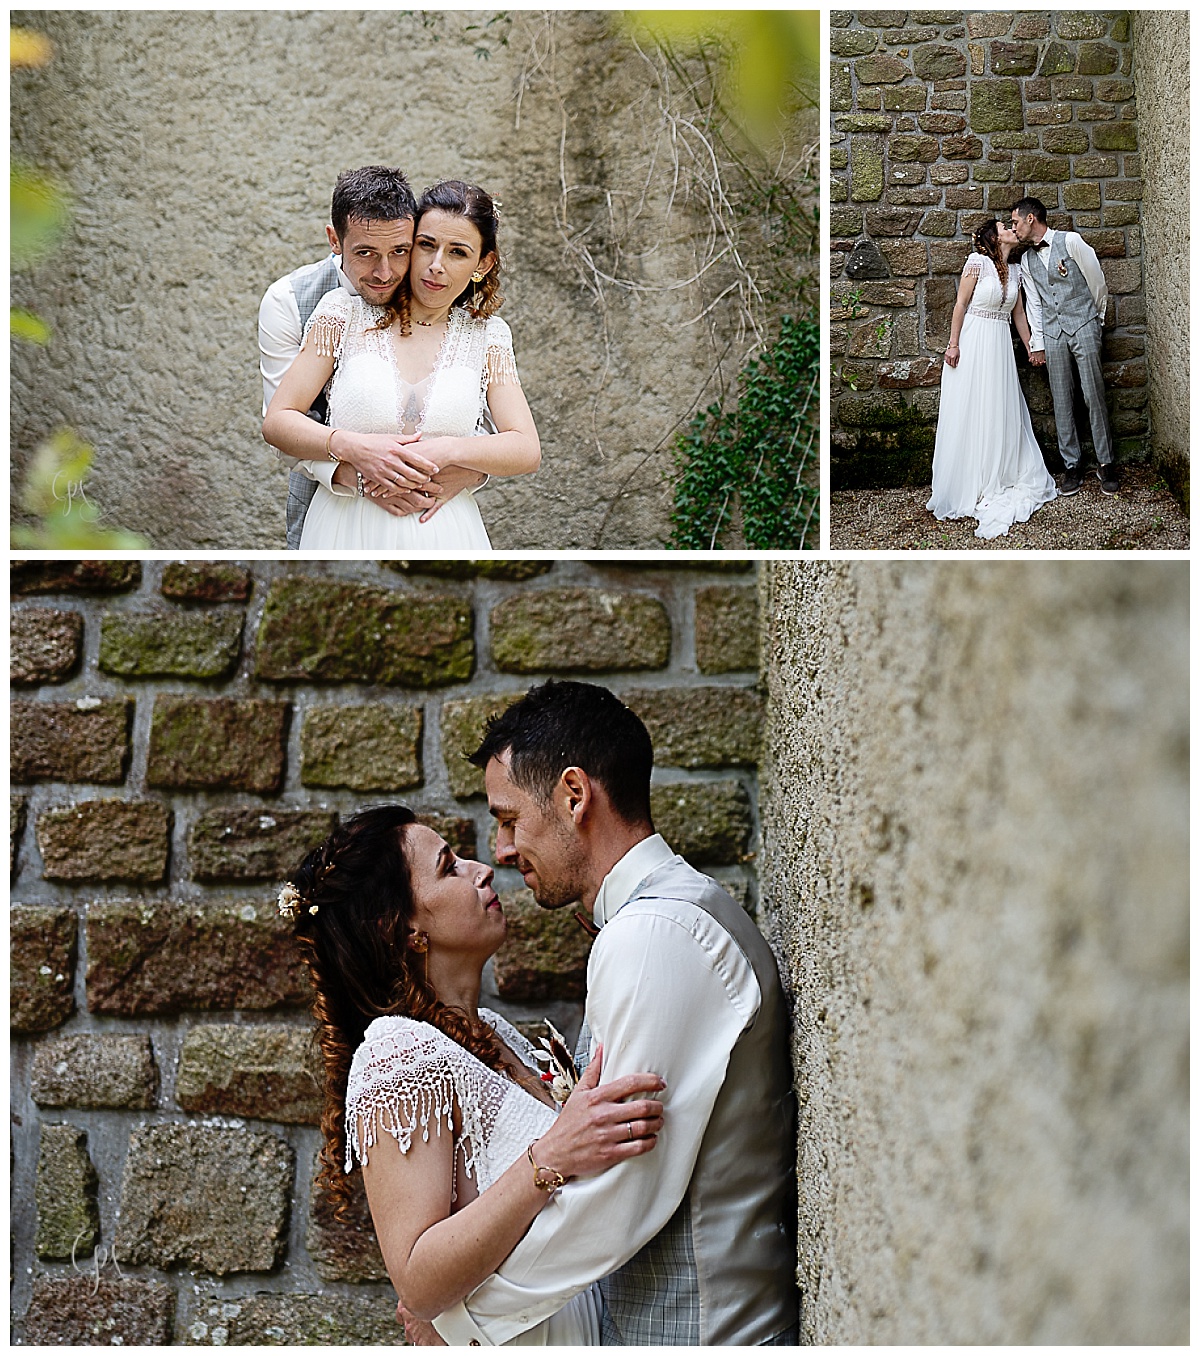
[670,313,819,550]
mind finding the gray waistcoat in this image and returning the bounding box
[1021,233,1098,340]
[597,859,798,1346]
[283,255,341,550]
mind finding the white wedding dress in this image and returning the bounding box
[344,1009,602,1346]
[298,292,522,550]
[927,253,1057,538]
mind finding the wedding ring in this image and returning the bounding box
[626,1121,634,1142]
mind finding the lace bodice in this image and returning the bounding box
[344,1009,556,1199]
[305,290,520,440]
[963,252,1021,316]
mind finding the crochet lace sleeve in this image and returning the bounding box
[302,288,351,360]
[963,253,984,278]
[343,1018,460,1174]
[484,316,521,388]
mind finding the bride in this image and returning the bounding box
[927,219,1057,539]
[263,181,539,550]
[281,806,665,1344]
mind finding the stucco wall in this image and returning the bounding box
[11,11,809,549]
[1132,11,1190,504]
[758,560,1188,1343]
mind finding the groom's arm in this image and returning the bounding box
[1020,272,1045,355]
[433,903,759,1346]
[258,276,303,417]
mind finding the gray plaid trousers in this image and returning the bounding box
[1044,318,1113,469]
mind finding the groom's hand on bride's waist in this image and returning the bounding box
[330,461,484,518]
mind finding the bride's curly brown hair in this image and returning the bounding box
[287,805,506,1217]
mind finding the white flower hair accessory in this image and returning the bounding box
[531,1020,579,1105]
[277,882,303,919]
[277,882,317,919]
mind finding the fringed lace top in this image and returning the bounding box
[344,1010,557,1200]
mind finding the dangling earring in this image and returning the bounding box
[409,930,430,982]
[469,272,484,315]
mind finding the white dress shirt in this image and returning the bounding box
[1021,228,1108,351]
[258,255,354,416]
[433,834,762,1346]
[258,256,356,493]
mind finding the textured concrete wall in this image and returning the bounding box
[758,560,1188,1343]
[1132,11,1190,505]
[10,557,762,1344]
[830,10,1151,488]
[10,11,797,549]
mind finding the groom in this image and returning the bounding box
[429,680,798,1345]
[1010,196,1117,496]
[257,164,485,548]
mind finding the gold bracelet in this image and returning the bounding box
[326,427,340,462]
[526,1141,565,1194]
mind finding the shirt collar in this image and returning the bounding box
[334,254,355,293]
[593,834,678,927]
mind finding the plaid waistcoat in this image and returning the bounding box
[1022,234,1098,341]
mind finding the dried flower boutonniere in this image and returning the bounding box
[531,1020,579,1106]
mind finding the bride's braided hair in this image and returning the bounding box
[284,806,506,1216]
[972,219,1009,300]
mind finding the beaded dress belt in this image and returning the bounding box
[967,306,1010,322]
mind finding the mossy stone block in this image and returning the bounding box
[11,904,77,1033]
[11,561,141,595]
[651,779,754,865]
[189,807,337,881]
[99,609,243,678]
[300,704,423,791]
[147,696,288,792]
[256,578,473,686]
[161,562,252,603]
[11,608,83,685]
[35,1124,99,1259]
[969,79,1024,132]
[491,590,670,674]
[440,692,527,799]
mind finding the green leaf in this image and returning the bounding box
[11,163,70,267]
[10,306,50,343]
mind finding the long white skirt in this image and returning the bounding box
[299,486,491,551]
[927,310,1057,539]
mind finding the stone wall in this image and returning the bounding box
[830,10,1151,488]
[758,560,1188,1342]
[10,557,762,1345]
[10,10,811,549]
[1131,11,1190,507]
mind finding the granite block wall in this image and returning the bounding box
[830,10,1161,488]
[757,559,1188,1342]
[10,557,762,1345]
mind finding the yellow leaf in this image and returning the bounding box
[11,27,53,68]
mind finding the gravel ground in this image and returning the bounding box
[829,463,1189,551]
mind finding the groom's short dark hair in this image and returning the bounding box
[331,166,417,240]
[469,680,654,827]
[1012,196,1047,223]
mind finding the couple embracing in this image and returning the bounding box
[279,681,798,1346]
[259,165,539,551]
[928,196,1117,540]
